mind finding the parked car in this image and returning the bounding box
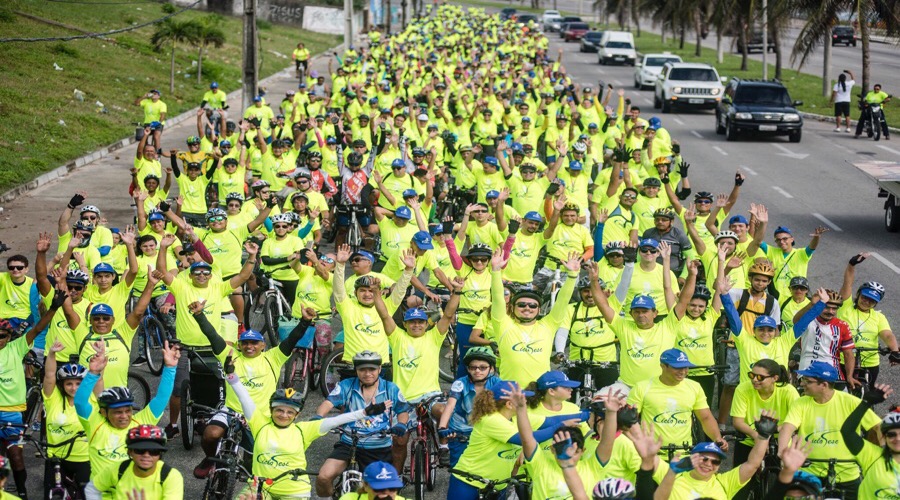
[580,31,605,52]
[736,32,776,53]
[563,22,590,42]
[597,31,637,65]
[832,26,857,46]
[715,78,803,142]
[541,9,560,24]
[653,62,726,113]
[544,15,564,32]
[634,53,683,89]
[500,8,516,20]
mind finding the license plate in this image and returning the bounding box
[688,98,704,104]
[759,125,777,132]
[614,56,625,60]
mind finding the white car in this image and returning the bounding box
[634,53,683,90]
[542,9,560,25]
[653,62,726,113]
[543,15,563,32]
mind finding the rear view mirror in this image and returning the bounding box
[793,100,803,107]
[720,76,728,84]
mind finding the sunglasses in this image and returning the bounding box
[696,200,712,204]
[699,456,722,466]
[469,257,488,263]
[274,224,290,229]
[639,248,658,254]
[309,159,322,162]
[467,364,491,371]
[132,449,162,457]
[208,216,226,222]
[516,302,539,309]
[321,256,335,264]
[192,270,212,276]
[68,285,85,291]
[747,372,775,382]
[227,203,242,208]
[887,430,900,439]
[298,179,310,183]
[8,265,25,271]
[621,194,637,200]
[82,215,98,220]
[351,257,368,263]
[91,315,112,322]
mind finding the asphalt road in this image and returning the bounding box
[10,11,900,499]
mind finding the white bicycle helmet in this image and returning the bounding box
[882,412,900,433]
[271,214,292,224]
[860,281,886,297]
[714,230,739,243]
[593,478,636,499]
[572,142,587,154]
[80,205,101,215]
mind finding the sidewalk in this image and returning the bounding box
[0,52,337,255]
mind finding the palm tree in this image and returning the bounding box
[191,16,227,84]
[151,18,200,94]
[792,0,900,94]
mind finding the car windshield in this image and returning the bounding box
[606,41,633,49]
[585,32,604,40]
[569,23,589,29]
[669,68,718,81]
[646,57,680,66]
[834,27,853,33]
[562,17,581,22]
[734,86,792,105]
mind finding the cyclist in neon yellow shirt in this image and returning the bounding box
[840,383,900,500]
[0,255,34,326]
[338,461,408,500]
[85,424,183,500]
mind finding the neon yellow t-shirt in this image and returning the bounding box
[74,321,137,388]
[503,231,545,284]
[764,245,812,298]
[58,232,103,273]
[217,348,287,419]
[780,297,810,335]
[261,235,306,282]
[90,459,183,500]
[139,99,167,124]
[730,381,799,446]
[195,225,250,277]
[674,310,720,376]
[627,377,708,449]
[669,467,748,500]
[856,439,900,499]
[80,407,160,474]
[466,222,504,249]
[546,223,592,263]
[44,389,91,461]
[585,433,670,484]
[0,336,31,410]
[456,265,492,325]
[0,273,33,320]
[388,327,444,401]
[838,299,891,368]
[563,300,619,362]
[335,295,401,362]
[292,266,333,317]
[247,411,324,497]
[610,315,678,387]
[132,252,176,299]
[377,219,419,263]
[623,265,680,316]
[732,328,796,386]
[84,280,132,320]
[453,412,520,489]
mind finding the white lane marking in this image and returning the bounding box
[740,166,758,176]
[878,145,900,156]
[712,146,728,156]
[772,144,808,159]
[691,130,703,138]
[771,186,794,198]
[871,252,900,275]
[673,118,685,125]
[612,80,622,85]
[643,98,654,105]
[811,213,843,232]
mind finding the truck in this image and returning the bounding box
[855,161,900,232]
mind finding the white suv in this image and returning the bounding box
[653,62,726,113]
[634,53,682,90]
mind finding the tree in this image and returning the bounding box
[191,16,227,84]
[151,18,200,94]
[792,0,900,94]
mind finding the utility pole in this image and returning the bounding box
[344,0,353,51]
[823,29,832,97]
[761,0,768,80]
[242,0,259,111]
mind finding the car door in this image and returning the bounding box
[655,65,669,98]
[719,82,736,126]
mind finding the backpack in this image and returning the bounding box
[735,289,776,318]
[118,459,172,485]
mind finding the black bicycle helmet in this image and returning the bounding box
[347,152,364,166]
[353,350,383,369]
[466,243,493,259]
[98,387,134,409]
[270,388,304,410]
[692,284,711,301]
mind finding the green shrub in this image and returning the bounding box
[50,43,79,58]
[161,2,177,14]
[256,19,272,30]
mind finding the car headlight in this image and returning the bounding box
[673,87,682,94]
[782,114,801,122]
[735,113,753,120]
[710,88,720,95]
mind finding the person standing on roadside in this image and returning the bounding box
[830,70,855,133]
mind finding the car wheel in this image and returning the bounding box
[886,198,900,232]
[635,78,641,90]
[653,94,661,109]
[725,120,738,141]
[598,57,605,65]
[661,97,672,114]
[716,113,726,134]
[789,129,802,143]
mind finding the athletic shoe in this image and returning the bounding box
[194,458,215,479]
[438,447,450,467]
[164,424,180,439]
[834,127,841,132]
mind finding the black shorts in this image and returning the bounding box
[329,442,393,470]
[296,60,308,70]
[835,102,851,117]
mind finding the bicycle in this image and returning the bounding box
[248,468,319,500]
[281,316,328,411]
[803,457,860,499]
[660,441,693,462]
[330,427,390,499]
[851,346,891,401]
[690,365,730,444]
[2,423,85,500]
[127,370,152,410]
[178,346,225,450]
[247,269,292,347]
[448,469,529,500]
[408,394,444,500]
[138,300,173,376]
[556,341,619,408]
[22,353,45,435]
[538,256,565,316]
[334,204,369,252]
[191,404,252,500]
[744,439,781,500]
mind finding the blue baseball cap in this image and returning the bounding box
[391,159,406,169]
[429,224,443,236]
[522,116,532,123]
[394,206,412,219]
[774,226,792,236]
[630,295,656,310]
[110,228,120,234]
[93,263,116,275]
[729,215,749,225]
[754,316,778,329]
[402,189,418,198]
[189,261,213,271]
[483,156,499,167]
[648,123,660,131]
[638,238,659,249]
[524,211,543,222]
[210,81,219,88]
[412,231,434,250]
[660,348,696,368]
[487,380,534,400]
[403,308,429,322]
[363,461,404,490]
[536,370,581,390]
[326,136,338,145]
[351,250,375,263]
[588,122,598,129]
[690,442,727,459]
[796,361,839,382]
[253,96,262,102]
[90,304,114,317]
[486,190,500,199]
[239,329,266,342]
[148,211,165,222]
[568,160,583,171]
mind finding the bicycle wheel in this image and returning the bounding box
[180,380,195,450]
[23,385,43,433]
[319,348,353,398]
[262,294,281,347]
[283,349,304,389]
[203,465,238,500]
[286,349,311,411]
[348,218,362,251]
[412,441,426,500]
[142,316,167,377]
[439,328,457,383]
[425,426,438,490]
[127,372,151,410]
[246,289,268,333]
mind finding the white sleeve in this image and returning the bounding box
[554,327,569,354]
[84,481,102,500]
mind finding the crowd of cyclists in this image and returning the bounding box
[2,4,900,500]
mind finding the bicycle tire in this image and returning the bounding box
[413,441,426,500]
[319,348,353,398]
[23,385,43,432]
[289,349,312,412]
[439,328,458,383]
[203,465,238,500]
[283,350,304,389]
[180,380,195,450]
[127,371,151,410]
[262,294,280,348]
[246,289,268,333]
[426,425,438,490]
[348,217,362,252]
[142,316,168,377]
[875,118,882,141]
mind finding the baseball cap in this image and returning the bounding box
[487,380,534,400]
[92,263,116,275]
[253,96,262,102]
[351,250,375,263]
[391,159,406,169]
[568,160,583,171]
[483,156,499,167]
[660,348,696,368]
[148,212,165,222]
[524,211,543,223]
[326,136,338,145]
[630,295,656,310]
[796,361,839,382]
[363,462,404,490]
[774,226,792,236]
[395,206,412,220]
[522,116,532,123]
[690,442,727,459]
[210,82,219,88]
[860,288,883,302]
[412,231,434,250]
[189,261,213,272]
[588,122,598,129]
[402,189,418,199]
[536,370,581,390]
[417,113,428,121]
[729,215,749,225]
[753,316,778,329]
[429,224,443,236]
[638,238,659,249]
[90,304,114,317]
[239,329,266,342]
[403,308,429,322]
[486,190,500,199]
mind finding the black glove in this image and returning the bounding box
[679,162,690,178]
[442,219,455,236]
[672,143,681,155]
[365,402,388,416]
[489,342,500,355]
[158,200,171,213]
[864,385,888,406]
[623,246,638,263]
[754,415,778,439]
[849,253,867,266]
[642,138,650,150]
[51,289,68,309]
[265,196,278,208]
[734,172,745,186]
[508,219,520,234]
[890,351,900,365]
[67,193,85,209]
[224,355,235,375]
[660,173,670,185]
[546,183,562,196]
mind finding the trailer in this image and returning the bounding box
[855,160,900,232]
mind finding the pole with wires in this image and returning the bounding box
[243,0,259,110]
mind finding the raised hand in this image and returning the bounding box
[162,340,181,367]
[499,381,527,408]
[553,192,568,211]
[780,435,812,472]
[815,287,829,303]
[811,226,830,237]
[683,205,697,223]
[188,300,207,315]
[552,430,578,467]
[49,340,65,354]
[119,226,136,246]
[658,241,671,260]
[625,421,662,460]
[595,207,609,224]
[301,307,317,321]
[336,244,351,263]
[491,247,508,271]
[849,252,869,266]
[563,251,582,273]
[715,193,728,208]
[243,241,259,256]
[36,232,52,253]
[604,388,626,412]
[88,341,108,374]
[160,233,177,249]
[400,248,417,270]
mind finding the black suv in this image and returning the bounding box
[832,26,857,46]
[716,79,804,142]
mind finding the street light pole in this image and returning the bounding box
[242,0,258,110]
[762,0,768,80]
[344,0,353,51]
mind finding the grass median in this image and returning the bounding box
[0,0,340,195]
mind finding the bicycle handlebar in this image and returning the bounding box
[255,468,320,484]
[449,469,528,489]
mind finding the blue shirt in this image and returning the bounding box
[448,374,502,435]
[326,377,410,449]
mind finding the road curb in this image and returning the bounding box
[0,53,330,204]
[799,111,900,134]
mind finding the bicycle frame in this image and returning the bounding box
[410,395,443,499]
